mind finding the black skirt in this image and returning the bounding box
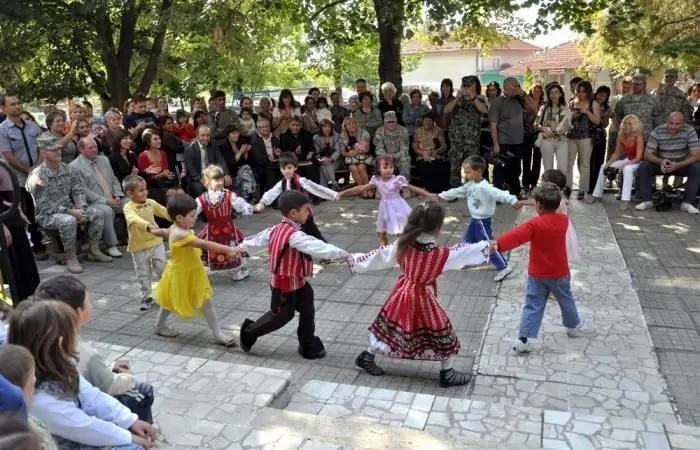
[1,224,40,303]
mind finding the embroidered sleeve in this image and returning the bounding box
[349,243,398,274]
[299,177,339,201]
[260,180,283,206]
[231,194,253,216]
[289,231,349,260]
[442,241,491,271]
[235,227,272,255]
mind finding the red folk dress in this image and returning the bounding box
[368,243,458,360]
[196,190,245,271]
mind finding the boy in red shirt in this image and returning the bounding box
[494,182,584,354]
[233,190,350,359]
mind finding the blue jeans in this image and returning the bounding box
[519,275,581,339]
[463,218,507,270]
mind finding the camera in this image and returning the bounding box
[603,166,619,182]
[651,186,682,211]
[484,150,517,168]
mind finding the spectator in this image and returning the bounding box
[566,80,600,199]
[257,96,273,124]
[26,135,112,274]
[427,91,439,112]
[156,96,169,115]
[82,101,106,136]
[122,92,157,142]
[99,108,124,156]
[653,69,692,123]
[536,84,572,176]
[435,78,455,129]
[588,85,612,195]
[444,76,487,187]
[108,131,139,182]
[174,109,195,143]
[615,73,662,137]
[193,110,208,129]
[219,127,257,201]
[42,111,79,164]
[413,111,449,193]
[308,87,321,103]
[522,84,544,193]
[158,115,185,173]
[340,116,373,195]
[272,89,301,136]
[207,90,240,140]
[313,119,341,190]
[378,82,404,125]
[301,96,319,134]
[249,117,282,193]
[402,89,429,139]
[139,128,184,208]
[607,76,633,159]
[240,97,258,122]
[0,94,45,255]
[374,111,411,183]
[635,112,700,213]
[568,76,583,100]
[315,96,332,124]
[329,92,349,132]
[184,125,230,197]
[352,92,383,141]
[238,108,257,136]
[348,78,371,111]
[70,137,126,258]
[191,97,207,113]
[280,116,318,187]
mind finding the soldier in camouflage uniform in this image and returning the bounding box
[25,134,112,274]
[614,74,663,138]
[374,111,411,180]
[607,76,633,159]
[652,69,693,123]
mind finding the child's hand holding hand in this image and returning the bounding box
[253,202,265,213]
[512,201,523,210]
[428,193,440,202]
[226,248,241,261]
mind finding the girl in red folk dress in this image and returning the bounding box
[349,201,492,387]
[196,165,254,280]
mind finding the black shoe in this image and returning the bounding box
[439,368,472,388]
[239,319,256,353]
[577,191,585,201]
[298,336,327,359]
[355,351,385,376]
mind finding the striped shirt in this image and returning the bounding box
[647,124,700,161]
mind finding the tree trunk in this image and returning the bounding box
[332,43,343,94]
[374,0,404,94]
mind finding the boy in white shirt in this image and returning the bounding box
[431,155,518,281]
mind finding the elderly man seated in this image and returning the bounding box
[636,112,700,213]
[70,137,126,257]
[374,111,410,180]
[26,135,113,274]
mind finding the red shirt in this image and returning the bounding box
[175,123,195,143]
[137,150,170,173]
[497,212,569,279]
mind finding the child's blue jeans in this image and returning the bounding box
[519,275,581,339]
[463,218,507,270]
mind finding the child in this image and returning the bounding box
[8,300,158,449]
[0,344,58,449]
[197,165,254,281]
[516,169,579,263]
[239,108,257,136]
[315,97,332,124]
[255,152,339,243]
[34,275,155,424]
[175,109,196,143]
[339,155,431,246]
[349,201,492,387]
[150,194,237,346]
[122,175,171,311]
[234,191,350,359]
[432,155,517,281]
[494,183,585,354]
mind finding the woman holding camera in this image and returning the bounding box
[536,84,572,178]
[590,114,644,210]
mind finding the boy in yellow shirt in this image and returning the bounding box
[122,175,172,313]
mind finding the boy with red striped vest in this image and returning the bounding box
[235,190,350,359]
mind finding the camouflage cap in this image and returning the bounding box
[632,73,647,84]
[37,133,62,150]
[664,68,679,77]
[384,111,397,123]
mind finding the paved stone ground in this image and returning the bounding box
[604,201,700,426]
[38,197,519,399]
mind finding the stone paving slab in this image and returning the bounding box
[285,380,700,449]
[473,201,677,423]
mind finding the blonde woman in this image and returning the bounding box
[590,114,644,209]
[340,117,373,197]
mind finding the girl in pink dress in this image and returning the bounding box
[349,201,492,387]
[196,165,253,280]
[339,156,430,246]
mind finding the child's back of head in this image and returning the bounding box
[533,183,562,213]
[541,169,567,193]
[0,414,43,449]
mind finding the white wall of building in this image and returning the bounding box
[402,50,479,88]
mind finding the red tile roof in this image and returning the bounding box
[402,36,540,55]
[501,41,583,75]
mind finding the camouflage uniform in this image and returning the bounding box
[25,163,104,252]
[615,93,662,137]
[374,122,411,178]
[653,85,692,123]
[447,98,482,185]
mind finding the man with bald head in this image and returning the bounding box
[70,136,126,257]
[635,112,700,213]
[489,76,538,196]
[184,124,230,197]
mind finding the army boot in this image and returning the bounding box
[65,249,83,274]
[88,242,113,263]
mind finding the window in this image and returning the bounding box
[480,57,502,72]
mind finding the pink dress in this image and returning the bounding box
[371,175,412,235]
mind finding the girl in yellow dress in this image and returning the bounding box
[150,194,237,346]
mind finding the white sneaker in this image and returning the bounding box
[635,201,653,211]
[512,339,530,354]
[566,317,585,337]
[231,266,250,281]
[493,265,513,282]
[106,246,123,257]
[680,202,699,214]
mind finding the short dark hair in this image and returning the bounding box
[0,345,34,388]
[175,109,189,120]
[34,275,87,310]
[278,190,311,216]
[409,89,422,99]
[355,78,367,84]
[132,92,148,103]
[330,92,340,99]
[533,182,561,212]
[212,90,226,100]
[308,87,320,95]
[278,152,298,168]
[358,91,373,102]
[569,76,583,86]
[464,155,486,173]
[0,93,18,107]
[541,169,567,191]
[0,414,43,448]
[167,194,197,219]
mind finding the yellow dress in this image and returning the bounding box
[153,231,212,319]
